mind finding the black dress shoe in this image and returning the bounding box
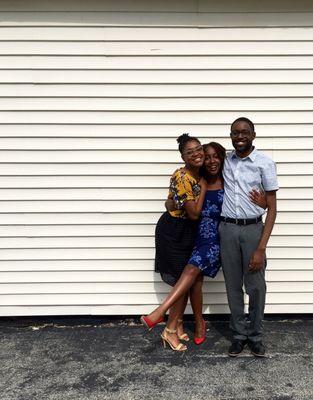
[249,341,266,357]
[228,340,246,357]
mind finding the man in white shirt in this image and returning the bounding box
[219,117,279,357]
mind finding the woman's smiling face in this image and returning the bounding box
[181,140,204,168]
[204,145,222,176]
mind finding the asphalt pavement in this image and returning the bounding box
[0,316,312,400]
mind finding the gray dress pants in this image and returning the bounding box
[218,221,266,342]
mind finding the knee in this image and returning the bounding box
[184,265,200,279]
[245,277,266,298]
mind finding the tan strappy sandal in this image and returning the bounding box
[161,327,187,352]
[177,319,190,342]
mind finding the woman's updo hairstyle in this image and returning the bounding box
[177,133,201,154]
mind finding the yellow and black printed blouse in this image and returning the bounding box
[168,167,201,218]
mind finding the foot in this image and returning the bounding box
[249,341,266,357]
[140,312,164,331]
[146,310,163,325]
[161,327,187,351]
[228,340,247,357]
[177,319,190,341]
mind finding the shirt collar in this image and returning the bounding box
[230,147,258,162]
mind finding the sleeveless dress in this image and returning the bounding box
[188,189,224,278]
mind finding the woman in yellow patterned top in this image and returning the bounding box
[144,133,208,351]
[168,167,202,218]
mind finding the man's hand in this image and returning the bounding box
[249,248,265,272]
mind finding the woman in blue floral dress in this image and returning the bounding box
[188,185,224,280]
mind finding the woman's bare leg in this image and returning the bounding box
[190,274,205,337]
[163,294,189,348]
[174,293,189,339]
[147,264,200,322]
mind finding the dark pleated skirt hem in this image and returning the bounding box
[155,212,198,286]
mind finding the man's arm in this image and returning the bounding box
[249,191,277,272]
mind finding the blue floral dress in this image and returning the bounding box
[188,189,224,278]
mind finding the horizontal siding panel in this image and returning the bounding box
[0,282,230,294]
[0,293,226,306]
[1,56,313,70]
[0,212,311,225]
[0,163,311,176]
[1,112,313,124]
[0,174,311,188]
[0,150,311,163]
[0,303,311,317]
[1,12,313,27]
[0,187,309,200]
[0,292,311,306]
[2,27,313,41]
[0,200,311,213]
[2,174,309,188]
[0,303,311,316]
[2,70,313,84]
[0,247,311,260]
[0,223,311,237]
[0,281,311,295]
[2,84,313,99]
[1,42,313,56]
[0,270,311,283]
[0,235,310,248]
[0,2,199,13]
[0,137,310,150]
[0,259,311,272]
[1,98,313,111]
[0,1,311,13]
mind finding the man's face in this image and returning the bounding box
[230,121,255,155]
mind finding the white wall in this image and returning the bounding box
[0,0,312,315]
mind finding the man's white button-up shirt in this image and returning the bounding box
[221,148,279,219]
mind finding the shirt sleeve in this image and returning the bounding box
[169,169,197,208]
[182,174,196,202]
[261,159,279,191]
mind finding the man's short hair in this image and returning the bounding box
[231,117,255,132]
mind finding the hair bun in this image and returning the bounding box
[177,133,190,145]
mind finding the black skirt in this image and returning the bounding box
[155,212,198,286]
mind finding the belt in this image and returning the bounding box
[220,216,262,226]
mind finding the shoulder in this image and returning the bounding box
[254,150,276,167]
[225,151,233,160]
[171,167,194,191]
[171,167,185,180]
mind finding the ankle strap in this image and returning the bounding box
[165,327,177,334]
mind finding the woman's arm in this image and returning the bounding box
[184,178,207,220]
[249,189,267,209]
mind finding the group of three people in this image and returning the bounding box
[141,117,279,357]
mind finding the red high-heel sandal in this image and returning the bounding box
[140,315,164,331]
[194,319,206,345]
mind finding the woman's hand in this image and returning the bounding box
[199,177,207,191]
[249,189,267,209]
[165,198,177,212]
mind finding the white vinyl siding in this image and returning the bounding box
[0,0,312,316]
